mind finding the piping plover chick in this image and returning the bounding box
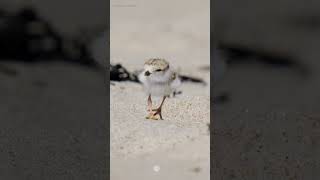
[138,58,181,120]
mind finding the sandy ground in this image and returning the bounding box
[110,77,210,180]
[110,0,210,179]
[111,82,209,158]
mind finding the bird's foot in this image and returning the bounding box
[145,112,160,120]
[146,108,157,120]
[151,108,163,120]
[145,108,163,120]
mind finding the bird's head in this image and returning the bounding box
[143,58,170,77]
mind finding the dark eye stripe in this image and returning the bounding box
[155,69,162,72]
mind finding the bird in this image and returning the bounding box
[138,58,181,120]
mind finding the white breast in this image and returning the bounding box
[138,69,181,97]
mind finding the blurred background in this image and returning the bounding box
[0,1,108,179]
[213,0,320,179]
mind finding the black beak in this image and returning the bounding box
[144,71,151,76]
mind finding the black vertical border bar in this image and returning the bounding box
[106,0,110,179]
[210,0,214,179]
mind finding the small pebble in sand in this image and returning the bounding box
[153,165,160,172]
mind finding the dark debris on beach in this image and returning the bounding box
[110,63,207,85]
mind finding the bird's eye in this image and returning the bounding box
[155,69,162,72]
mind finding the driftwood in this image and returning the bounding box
[110,63,206,85]
[110,64,139,82]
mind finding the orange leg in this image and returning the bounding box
[146,94,155,119]
[152,96,167,120]
[147,94,152,113]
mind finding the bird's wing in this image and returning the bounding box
[170,72,181,89]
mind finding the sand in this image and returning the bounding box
[111,82,210,157]
[110,81,210,180]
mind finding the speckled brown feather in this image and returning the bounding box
[144,58,169,70]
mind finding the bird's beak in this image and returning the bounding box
[144,71,151,76]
